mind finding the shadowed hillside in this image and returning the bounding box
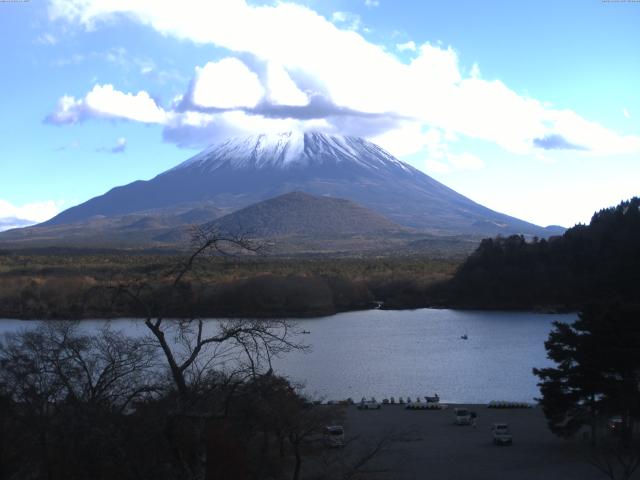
[209,191,406,237]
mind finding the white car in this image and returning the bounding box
[358,399,381,410]
[492,423,513,445]
[454,407,472,425]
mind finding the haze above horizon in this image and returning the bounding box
[1,0,638,230]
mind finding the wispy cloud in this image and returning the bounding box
[331,11,362,31]
[36,32,58,45]
[97,137,127,154]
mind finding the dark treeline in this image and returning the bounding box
[2,274,374,319]
[429,197,640,310]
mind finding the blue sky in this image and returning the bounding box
[1,0,638,230]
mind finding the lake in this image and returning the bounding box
[0,308,576,403]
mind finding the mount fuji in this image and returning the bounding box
[40,131,559,237]
[1,132,563,249]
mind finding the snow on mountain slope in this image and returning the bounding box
[170,131,412,173]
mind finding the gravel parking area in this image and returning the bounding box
[341,404,605,480]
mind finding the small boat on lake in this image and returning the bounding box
[302,330,311,334]
[460,334,468,340]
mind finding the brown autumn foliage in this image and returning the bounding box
[0,253,459,319]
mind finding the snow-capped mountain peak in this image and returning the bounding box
[171,131,413,173]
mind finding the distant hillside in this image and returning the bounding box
[0,203,224,248]
[430,197,640,310]
[209,191,405,238]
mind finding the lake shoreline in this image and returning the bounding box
[0,303,576,322]
[0,300,577,321]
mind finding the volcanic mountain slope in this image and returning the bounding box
[38,132,563,237]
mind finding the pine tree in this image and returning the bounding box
[534,304,640,444]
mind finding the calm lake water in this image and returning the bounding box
[0,309,576,403]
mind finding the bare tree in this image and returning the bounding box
[111,225,304,399]
[0,321,158,410]
[108,225,306,480]
[0,321,160,479]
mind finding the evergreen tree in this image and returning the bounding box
[534,304,640,444]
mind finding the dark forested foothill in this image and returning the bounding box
[430,197,640,310]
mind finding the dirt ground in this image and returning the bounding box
[332,404,607,480]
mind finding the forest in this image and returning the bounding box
[430,197,640,311]
[0,250,459,319]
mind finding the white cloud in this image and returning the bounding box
[370,122,433,157]
[447,152,484,170]
[396,40,416,52]
[47,95,85,124]
[0,199,64,230]
[47,84,168,124]
[265,63,309,106]
[47,0,640,158]
[85,84,167,123]
[623,108,631,119]
[365,0,380,6]
[425,160,451,174]
[191,58,265,109]
[163,110,330,148]
[470,63,480,78]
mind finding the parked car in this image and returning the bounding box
[358,399,381,410]
[324,425,345,447]
[492,423,513,445]
[454,408,472,425]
